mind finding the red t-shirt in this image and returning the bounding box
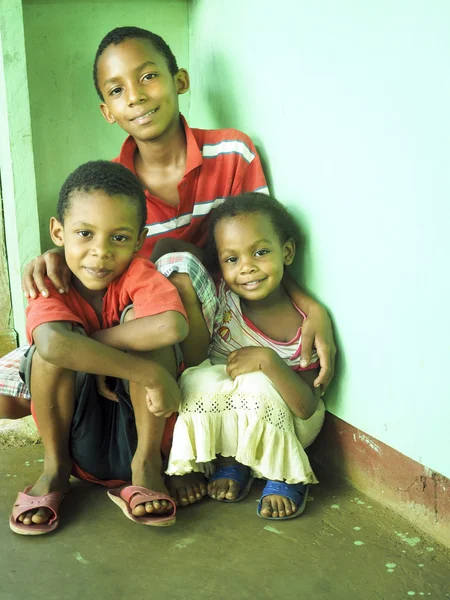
[26,258,187,343]
[113,116,268,256]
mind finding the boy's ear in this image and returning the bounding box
[50,217,65,247]
[283,239,296,266]
[100,102,116,124]
[175,69,190,96]
[134,228,148,253]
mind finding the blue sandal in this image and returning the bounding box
[208,464,254,503]
[257,481,309,520]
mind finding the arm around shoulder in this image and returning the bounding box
[282,271,336,391]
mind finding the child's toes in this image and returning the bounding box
[18,510,34,525]
[282,498,295,516]
[191,483,204,500]
[225,480,240,501]
[259,498,273,517]
[198,481,207,497]
[185,485,197,504]
[207,481,218,499]
[156,500,170,514]
[275,498,287,518]
[176,486,190,506]
[31,507,52,524]
[215,482,228,500]
[132,503,147,517]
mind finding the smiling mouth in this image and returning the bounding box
[83,267,112,280]
[240,278,266,287]
[131,108,158,123]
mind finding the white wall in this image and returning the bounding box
[188,0,450,477]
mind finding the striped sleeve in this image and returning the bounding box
[220,134,268,196]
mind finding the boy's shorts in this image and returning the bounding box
[19,323,181,484]
[0,252,219,402]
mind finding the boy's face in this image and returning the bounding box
[50,191,146,295]
[97,38,189,142]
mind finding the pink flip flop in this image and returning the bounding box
[9,486,65,536]
[107,485,176,527]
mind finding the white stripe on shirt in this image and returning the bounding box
[146,187,263,237]
[202,140,256,163]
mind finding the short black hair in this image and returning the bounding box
[93,26,179,100]
[206,192,302,270]
[58,160,147,231]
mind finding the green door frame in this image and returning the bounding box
[0,0,41,344]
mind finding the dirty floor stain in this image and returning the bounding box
[1,445,449,599]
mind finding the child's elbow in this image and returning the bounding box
[34,329,66,365]
[165,313,189,345]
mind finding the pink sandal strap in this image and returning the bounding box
[119,485,175,512]
[12,488,64,525]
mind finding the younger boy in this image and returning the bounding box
[10,161,188,535]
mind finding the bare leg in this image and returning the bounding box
[16,352,74,527]
[0,394,31,419]
[128,346,176,516]
[123,307,207,507]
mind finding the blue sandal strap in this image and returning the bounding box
[209,464,254,503]
[209,464,250,487]
[260,480,308,505]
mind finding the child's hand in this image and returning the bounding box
[300,306,336,393]
[95,375,118,402]
[145,365,181,418]
[22,248,71,299]
[226,347,279,379]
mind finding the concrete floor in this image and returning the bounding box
[1,445,449,600]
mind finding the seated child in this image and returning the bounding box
[9,160,188,535]
[166,192,326,520]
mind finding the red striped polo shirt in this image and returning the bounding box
[112,115,268,257]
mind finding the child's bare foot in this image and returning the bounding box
[16,462,72,527]
[166,473,207,507]
[208,457,252,502]
[259,495,297,518]
[131,458,173,517]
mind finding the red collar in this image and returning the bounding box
[116,114,202,177]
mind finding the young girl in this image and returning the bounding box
[166,192,326,520]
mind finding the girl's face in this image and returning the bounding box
[214,212,295,305]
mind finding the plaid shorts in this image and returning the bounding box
[0,252,219,401]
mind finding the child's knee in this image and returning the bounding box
[0,394,31,419]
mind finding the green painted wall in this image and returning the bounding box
[22,0,189,251]
[188,0,450,477]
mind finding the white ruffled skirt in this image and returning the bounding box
[166,359,325,484]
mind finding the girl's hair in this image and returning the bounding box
[206,192,302,270]
[58,160,147,231]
